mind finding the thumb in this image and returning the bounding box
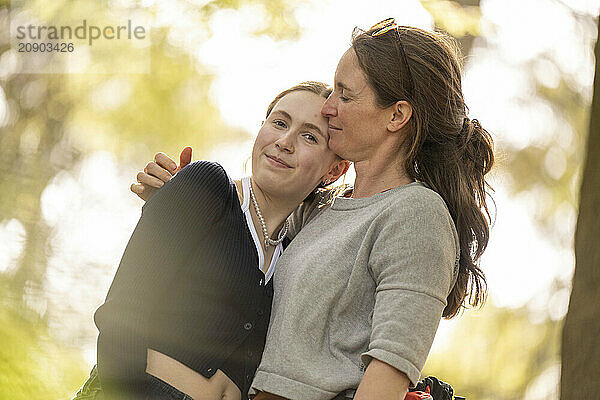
[180,146,192,169]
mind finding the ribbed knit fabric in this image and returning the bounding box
[94,161,273,400]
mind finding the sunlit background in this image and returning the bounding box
[1,0,599,399]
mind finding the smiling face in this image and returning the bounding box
[251,90,343,200]
[321,49,394,162]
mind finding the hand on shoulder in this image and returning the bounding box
[131,147,192,202]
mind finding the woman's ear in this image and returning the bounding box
[387,100,412,133]
[323,159,351,185]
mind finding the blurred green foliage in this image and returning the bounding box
[423,301,561,400]
[0,0,596,398]
[505,69,589,242]
[0,280,87,399]
[420,1,594,399]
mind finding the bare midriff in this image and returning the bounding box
[252,392,289,400]
[146,348,241,400]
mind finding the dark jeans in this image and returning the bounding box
[72,365,196,400]
[145,375,194,400]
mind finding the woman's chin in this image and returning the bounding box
[327,136,344,155]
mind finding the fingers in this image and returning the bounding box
[144,160,174,182]
[131,151,179,204]
[137,170,165,189]
[154,152,178,174]
[131,183,149,201]
[131,183,160,202]
[131,183,144,194]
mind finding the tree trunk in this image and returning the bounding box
[560,16,600,399]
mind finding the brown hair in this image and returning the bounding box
[352,25,494,318]
[265,81,332,119]
[263,81,345,202]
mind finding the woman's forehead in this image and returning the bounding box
[272,91,326,115]
[271,91,329,133]
[334,49,367,92]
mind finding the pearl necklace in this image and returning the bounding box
[248,179,289,247]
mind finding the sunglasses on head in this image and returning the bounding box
[368,18,415,97]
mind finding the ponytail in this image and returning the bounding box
[444,117,494,318]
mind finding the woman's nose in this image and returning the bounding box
[275,133,294,153]
[321,96,337,118]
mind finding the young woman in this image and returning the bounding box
[73,81,350,400]
[135,19,494,400]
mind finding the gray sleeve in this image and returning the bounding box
[361,193,458,387]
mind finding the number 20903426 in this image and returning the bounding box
[18,42,74,52]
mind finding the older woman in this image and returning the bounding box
[133,19,494,400]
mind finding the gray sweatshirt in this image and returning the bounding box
[250,182,460,400]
